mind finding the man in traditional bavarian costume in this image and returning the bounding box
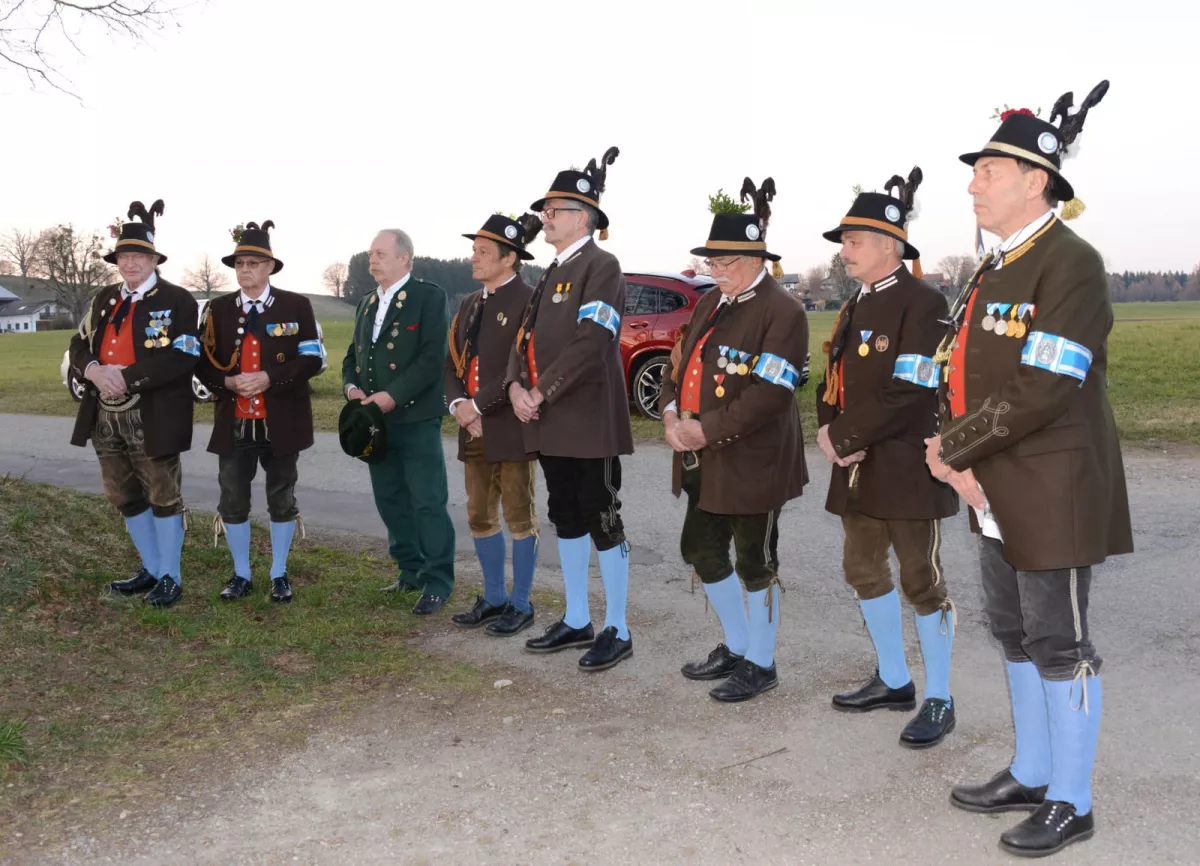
[506,147,636,671]
[343,229,456,616]
[925,82,1132,857]
[445,213,542,636]
[660,178,809,702]
[68,199,199,608]
[815,169,959,746]
[197,221,323,603]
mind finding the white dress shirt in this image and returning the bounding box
[239,283,271,313]
[973,209,1055,540]
[372,272,412,342]
[553,234,592,266]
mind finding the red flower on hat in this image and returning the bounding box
[107,217,123,239]
[1001,108,1036,120]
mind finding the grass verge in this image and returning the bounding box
[0,477,489,841]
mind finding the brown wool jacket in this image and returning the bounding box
[506,238,634,459]
[444,276,537,464]
[195,287,323,457]
[815,265,959,521]
[659,273,809,515]
[937,217,1133,570]
[69,278,199,457]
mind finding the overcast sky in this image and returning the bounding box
[3,0,1195,293]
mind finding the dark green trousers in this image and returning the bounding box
[368,417,456,598]
[679,458,780,592]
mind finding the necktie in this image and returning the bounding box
[111,292,133,334]
[246,300,262,337]
[465,292,487,363]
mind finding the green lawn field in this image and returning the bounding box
[1,304,1196,446]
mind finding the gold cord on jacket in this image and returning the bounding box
[821,298,853,407]
[202,309,240,372]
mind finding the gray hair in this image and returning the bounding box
[580,202,600,234]
[378,228,414,260]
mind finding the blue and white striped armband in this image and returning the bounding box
[298,339,322,357]
[752,352,801,391]
[892,353,940,389]
[171,334,200,357]
[1020,331,1092,385]
[577,300,620,338]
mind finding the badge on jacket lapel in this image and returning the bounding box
[874,334,889,353]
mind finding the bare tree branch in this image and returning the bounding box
[0,0,189,98]
[180,254,229,300]
[322,262,348,298]
[31,224,115,323]
[1,227,44,291]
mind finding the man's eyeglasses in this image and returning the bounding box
[540,207,583,220]
[234,259,271,269]
[704,257,743,271]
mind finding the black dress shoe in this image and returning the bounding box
[270,575,293,604]
[524,620,595,654]
[579,626,632,672]
[681,643,743,680]
[412,591,446,616]
[486,604,535,637]
[451,594,507,628]
[110,568,158,596]
[144,576,182,608]
[999,800,1095,858]
[709,658,778,702]
[899,697,956,749]
[219,576,252,601]
[379,578,420,593]
[831,671,916,713]
[950,768,1048,814]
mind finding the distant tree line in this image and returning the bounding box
[1107,269,1200,303]
[340,252,544,312]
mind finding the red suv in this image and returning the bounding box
[621,271,715,419]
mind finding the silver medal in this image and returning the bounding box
[993,319,1008,336]
[551,293,563,304]
[981,315,996,331]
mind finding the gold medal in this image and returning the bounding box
[398,291,407,301]
[1015,321,1027,339]
[1006,318,1018,337]
[737,363,749,375]
[144,339,154,348]
[157,337,168,347]
[981,314,996,331]
[858,343,870,357]
[715,386,726,398]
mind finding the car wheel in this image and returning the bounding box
[631,354,669,420]
[67,371,86,402]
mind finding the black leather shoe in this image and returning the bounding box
[950,768,1048,814]
[144,576,182,608]
[681,643,743,680]
[899,697,956,749]
[110,568,158,596]
[270,575,293,604]
[709,658,778,702]
[451,594,507,628]
[525,620,595,654]
[578,626,632,672]
[832,671,916,712]
[412,592,446,616]
[999,800,1095,858]
[219,576,252,601]
[379,577,420,593]
[486,604,535,637]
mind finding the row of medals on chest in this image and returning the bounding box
[698,345,753,399]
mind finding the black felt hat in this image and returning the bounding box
[822,168,923,262]
[338,399,387,464]
[959,81,1110,206]
[103,199,167,264]
[222,220,284,274]
[690,177,781,262]
[462,213,542,261]
[531,146,619,238]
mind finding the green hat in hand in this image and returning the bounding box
[339,399,387,464]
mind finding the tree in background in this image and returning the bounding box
[180,255,229,299]
[32,225,114,324]
[0,0,181,97]
[322,262,348,298]
[342,251,374,305]
[804,264,828,297]
[1,228,43,293]
[0,260,14,275]
[937,254,977,291]
[826,251,856,302]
